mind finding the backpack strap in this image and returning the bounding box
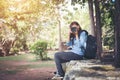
[79,30,88,38]
[81,30,88,35]
[78,30,88,51]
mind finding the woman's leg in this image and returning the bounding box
[54,52,83,77]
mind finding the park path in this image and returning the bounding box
[0,61,56,80]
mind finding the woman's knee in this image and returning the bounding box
[54,52,61,59]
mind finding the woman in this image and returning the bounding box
[52,21,88,79]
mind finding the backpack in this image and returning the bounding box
[80,30,97,59]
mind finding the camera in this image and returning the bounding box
[71,27,77,33]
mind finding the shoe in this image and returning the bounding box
[52,74,63,80]
[54,71,57,74]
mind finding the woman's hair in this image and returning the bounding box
[69,21,82,45]
[69,21,82,31]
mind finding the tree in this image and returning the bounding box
[0,0,8,18]
[0,0,50,55]
[71,0,103,59]
[53,0,65,51]
[88,0,96,36]
[114,0,120,68]
[94,0,102,59]
[101,0,115,50]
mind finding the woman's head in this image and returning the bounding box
[69,21,82,33]
[69,21,82,44]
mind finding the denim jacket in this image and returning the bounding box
[66,31,87,56]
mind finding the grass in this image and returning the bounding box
[0,53,37,62]
[0,50,56,62]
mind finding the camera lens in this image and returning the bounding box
[71,27,77,32]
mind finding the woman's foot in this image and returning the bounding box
[52,74,63,80]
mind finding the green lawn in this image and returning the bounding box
[0,50,56,61]
[0,53,36,61]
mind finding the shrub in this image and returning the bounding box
[30,40,48,60]
[10,47,19,54]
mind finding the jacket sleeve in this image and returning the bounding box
[66,41,72,47]
[78,31,88,49]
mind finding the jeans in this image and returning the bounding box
[54,51,83,77]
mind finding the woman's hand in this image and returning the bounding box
[68,29,72,41]
[69,29,72,35]
[75,30,79,39]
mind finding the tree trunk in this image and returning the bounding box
[88,0,96,36]
[1,40,13,56]
[114,0,120,68]
[58,19,62,51]
[57,6,62,51]
[94,0,102,59]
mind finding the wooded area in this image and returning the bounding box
[0,0,120,68]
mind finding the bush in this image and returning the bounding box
[10,47,19,54]
[30,40,48,60]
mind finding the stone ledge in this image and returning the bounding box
[62,60,120,80]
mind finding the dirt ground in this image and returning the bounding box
[0,61,56,80]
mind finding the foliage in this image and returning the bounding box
[0,0,8,18]
[0,0,91,56]
[10,47,19,54]
[100,0,115,50]
[71,0,115,51]
[71,0,87,5]
[30,40,48,60]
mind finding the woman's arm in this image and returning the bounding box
[76,31,88,48]
[80,31,87,48]
[66,29,73,47]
